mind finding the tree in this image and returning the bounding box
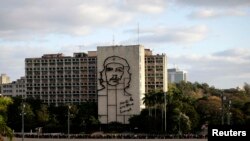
[196,96,221,125]
[243,82,250,95]
[0,97,13,141]
[36,104,49,126]
[231,108,245,125]
[142,92,154,116]
[181,102,199,132]
[18,103,35,132]
[73,102,98,133]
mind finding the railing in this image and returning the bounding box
[13,133,207,139]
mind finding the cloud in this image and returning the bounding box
[213,48,250,58]
[123,0,167,14]
[0,44,96,81]
[125,25,208,44]
[188,9,247,19]
[0,0,167,41]
[175,0,250,8]
[169,47,250,88]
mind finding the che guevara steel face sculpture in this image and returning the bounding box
[99,56,134,114]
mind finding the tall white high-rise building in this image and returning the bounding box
[0,74,10,84]
[168,67,187,83]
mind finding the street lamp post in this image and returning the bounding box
[227,100,231,125]
[221,92,226,125]
[178,113,181,137]
[164,91,167,133]
[67,105,71,139]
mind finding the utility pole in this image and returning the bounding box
[137,23,140,45]
[21,100,25,141]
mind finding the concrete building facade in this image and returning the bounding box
[25,52,97,106]
[145,49,168,93]
[97,45,145,124]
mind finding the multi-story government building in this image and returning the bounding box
[24,45,167,114]
[25,52,97,106]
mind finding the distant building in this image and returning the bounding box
[0,73,11,94]
[168,67,187,83]
[0,77,26,97]
[0,74,10,84]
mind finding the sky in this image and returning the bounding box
[0,0,250,89]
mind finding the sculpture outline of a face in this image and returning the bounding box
[99,56,131,96]
[105,62,124,86]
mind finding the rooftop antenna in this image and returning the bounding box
[112,33,115,46]
[78,45,84,52]
[137,23,140,45]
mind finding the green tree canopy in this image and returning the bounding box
[0,97,13,141]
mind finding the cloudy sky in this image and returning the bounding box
[0,0,250,89]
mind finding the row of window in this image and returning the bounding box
[26,58,96,63]
[26,91,96,94]
[26,66,96,71]
[40,99,97,103]
[26,74,96,79]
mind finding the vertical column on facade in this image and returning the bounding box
[78,58,81,104]
[63,59,66,104]
[145,57,148,93]
[48,60,51,106]
[154,57,157,91]
[87,58,89,101]
[70,59,73,104]
[32,61,35,98]
[79,58,82,103]
[55,59,58,106]
[39,60,42,101]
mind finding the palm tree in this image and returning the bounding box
[142,92,154,116]
[143,91,165,118]
[0,96,13,141]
